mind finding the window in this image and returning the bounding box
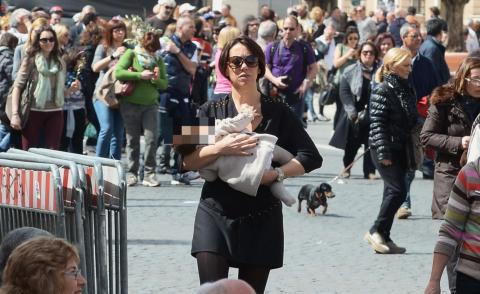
[411,0,425,14]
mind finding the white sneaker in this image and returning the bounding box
[127,174,138,187]
[142,174,161,187]
[364,231,390,254]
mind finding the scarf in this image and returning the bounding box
[34,53,65,108]
[134,46,157,70]
[384,73,418,129]
[460,94,480,123]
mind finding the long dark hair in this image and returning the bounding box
[27,26,62,68]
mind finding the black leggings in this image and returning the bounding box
[196,252,271,294]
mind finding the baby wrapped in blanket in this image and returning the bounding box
[199,105,296,206]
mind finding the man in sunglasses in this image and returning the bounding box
[264,16,318,126]
[147,0,177,35]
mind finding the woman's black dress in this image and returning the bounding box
[191,94,322,268]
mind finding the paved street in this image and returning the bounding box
[126,106,449,293]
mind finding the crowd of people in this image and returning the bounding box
[0,1,480,293]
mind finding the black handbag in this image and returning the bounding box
[319,68,338,106]
[319,83,338,106]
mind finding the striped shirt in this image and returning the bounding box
[434,158,480,281]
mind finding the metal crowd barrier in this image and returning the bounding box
[0,159,65,240]
[28,148,127,294]
[0,150,87,288]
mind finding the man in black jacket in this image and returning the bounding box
[419,18,450,85]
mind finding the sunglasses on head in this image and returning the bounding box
[228,55,258,69]
[39,37,55,43]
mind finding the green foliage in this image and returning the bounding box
[123,15,163,47]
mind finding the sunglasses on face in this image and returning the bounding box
[228,55,259,69]
[39,37,55,44]
[361,50,374,56]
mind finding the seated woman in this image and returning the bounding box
[0,237,86,293]
[184,36,322,293]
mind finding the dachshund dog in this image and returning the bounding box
[297,183,335,216]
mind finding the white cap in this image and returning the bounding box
[179,3,196,15]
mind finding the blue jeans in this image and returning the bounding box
[304,89,317,119]
[0,123,10,152]
[94,100,124,159]
[402,169,416,209]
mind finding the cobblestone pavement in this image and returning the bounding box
[127,107,449,293]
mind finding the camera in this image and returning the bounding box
[281,76,292,85]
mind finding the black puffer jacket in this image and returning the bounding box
[369,74,417,161]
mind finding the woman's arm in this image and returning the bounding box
[91,44,110,73]
[333,45,355,69]
[424,252,449,294]
[114,49,142,81]
[278,106,323,176]
[369,87,391,162]
[425,167,472,293]
[339,74,357,121]
[152,58,168,91]
[420,104,463,154]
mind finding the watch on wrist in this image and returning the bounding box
[274,167,285,182]
[110,54,115,60]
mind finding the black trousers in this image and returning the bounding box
[60,109,87,154]
[343,123,375,177]
[370,148,407,241]
[456,271,480,294]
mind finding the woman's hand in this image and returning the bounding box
[10,114,21,130]
[260,169,278,185]
[424,280,440,294]
[346,47,357,58]
[461,136,470,149]
[140,70,154,80]
[114,46,126,58]
[380,159,392,166]
[214,133,258,156]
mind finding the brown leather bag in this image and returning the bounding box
[5,68,35,127]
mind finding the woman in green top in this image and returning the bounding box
[332,26,359,130]
[115,31,168,187]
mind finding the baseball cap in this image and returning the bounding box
[49,5,63,14]
[179,3,196,15]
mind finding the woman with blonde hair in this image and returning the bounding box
[211,26,241,101]
[309,6,325,39]
[0,237,86,293]
[364,48,419,254]
[53,24,70,54]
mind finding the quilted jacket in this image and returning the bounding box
[368,78,417,161]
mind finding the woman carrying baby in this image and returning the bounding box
[182,36,323,293]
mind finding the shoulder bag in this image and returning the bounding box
[3,67,35,128]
